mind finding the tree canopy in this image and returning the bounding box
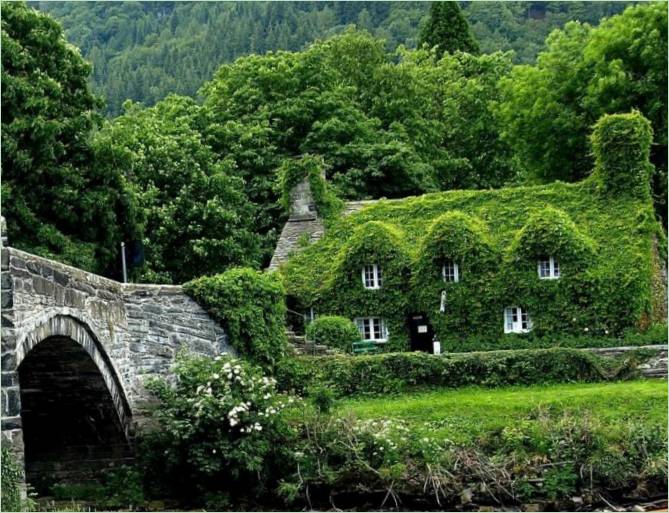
[1,1,137,274]
[495,3,667,219]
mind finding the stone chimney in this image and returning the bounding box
[287,175,320,221]
[268,175,325,270]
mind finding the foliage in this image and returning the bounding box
[281,164,663,347]
[50,466,144,510]
[418,1,479,57]
[39,2,633,116]
[413,211,498,340]
[94,95,261,283]
[438,323,668,353]
[278,155,342,219]
[1,1,138,275]
[591,112,654,199]
[184,268,288,368]
[305,316,360,353]
[282,385,667,509]
[495,3,667,219]
[319,222,413,351]
[142,353,298,508]
[1,446,22,512]
[275,348,642,398]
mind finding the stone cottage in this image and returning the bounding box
[270,113,667,352]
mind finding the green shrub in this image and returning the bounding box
[1,446,22,512]
[276,348,640,397]
[305,315,359,352]
[184,268,288,368]
[142,353,299,508]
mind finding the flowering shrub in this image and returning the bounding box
[142,353,299,507]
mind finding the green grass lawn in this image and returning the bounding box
[338,380,668,444]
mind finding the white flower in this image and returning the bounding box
[584,327,589,332]
[212,373,220,379]
[212,449,217,454]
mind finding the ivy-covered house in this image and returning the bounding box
[272,113,667,352]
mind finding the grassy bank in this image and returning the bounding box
[339,380,668,444]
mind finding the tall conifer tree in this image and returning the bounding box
[419,2,479,57]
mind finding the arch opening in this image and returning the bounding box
[18,336,132,493]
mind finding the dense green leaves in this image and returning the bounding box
[184,268,288,368]
[418,1,479,57]
[276,348,640,397]
[495,3,667,217]
[305,316,360,353]
[94,95,261,283]
[1,1,137,274]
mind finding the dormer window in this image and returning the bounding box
[442,261,459,282]
[504,306,532,334]
[537,257,560,279]
[362,264,382,289]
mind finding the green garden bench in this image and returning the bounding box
[352,341,380,355]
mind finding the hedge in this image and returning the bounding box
[275,348,645,397]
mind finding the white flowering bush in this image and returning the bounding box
[143,352,299,505]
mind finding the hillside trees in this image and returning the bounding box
[202,30,516,215]
[495,3,667,218]
[94,96,261,283]
[1,1,138,274]
[418,1,479,57]
[39,2,633,116]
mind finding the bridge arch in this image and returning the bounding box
[16,314,133,491]
[16,314,132,434]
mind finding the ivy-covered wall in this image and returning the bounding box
[279,112,666,349]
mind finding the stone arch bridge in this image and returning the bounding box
[1,238,231,490]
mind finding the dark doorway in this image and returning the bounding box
[408,314,434,353]
[18,337,132,493]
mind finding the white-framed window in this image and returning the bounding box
[504,306,532,334]
[354,317,388,342]
[362,264,382,289]
[537,256,560,279]
[442,261,459,283]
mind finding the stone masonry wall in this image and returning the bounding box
[1,245,232,458]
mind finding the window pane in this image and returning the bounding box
[373,318,382,339]
[553,258,560,277]
[376,266,383,287]
[539,259,550,277]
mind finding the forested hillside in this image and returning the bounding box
[36,1,632,115]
